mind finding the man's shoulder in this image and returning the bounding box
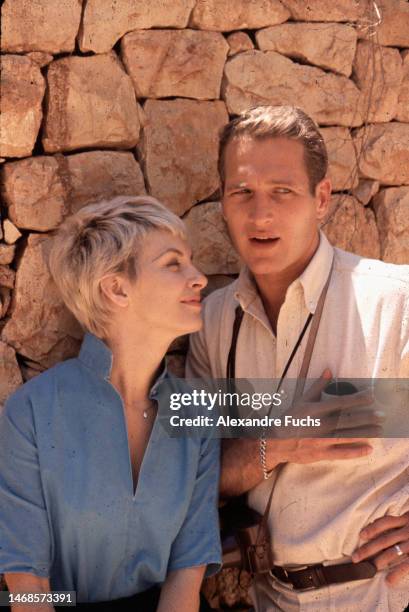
[202,278,238,316]
[334,248,409,292]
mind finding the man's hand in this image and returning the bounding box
[352,512,409,586]
[220,370,381,497]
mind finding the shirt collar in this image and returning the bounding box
[78,333,168,395]
[234,230,334,315]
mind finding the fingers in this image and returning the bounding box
[302,369,332,402]
[385,560,409,586]
[360,512,409,542]
[320,443,373,460]
[352,528,409,566]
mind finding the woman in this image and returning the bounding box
[0,196,221,611]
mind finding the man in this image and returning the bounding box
[187,106,409,610]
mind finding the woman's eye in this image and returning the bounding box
[167,260,181,269]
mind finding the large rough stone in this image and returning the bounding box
[1,235,82,366]
[353,41,403,123]
[320,128,359,191]
[281,0,362,21]
[0,342,23,406]
[79,0,196,53]
[141,100,228,215]
[121,30,228,100]
[3,219,22,245]
[190,0,290,31]
[323,195,380,259]
[0,55,45,158]
[43,54,141,154]
[1,0,82,53]
[396,51,409,122]
[2,152,145,232]
[223,51,363,127]
[184,202,241,275]
[0,288,12,320]
[373,187,409,264]
[358,0,409,47]
[256,23,357,77]
[354,123,409,185]
[227,32,254,56]
[352,179,380,205]
[27,52,54,68]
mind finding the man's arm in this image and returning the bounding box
[157,566,205,612]
[4,573,53,612]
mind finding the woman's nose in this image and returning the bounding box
[189,265,208,290]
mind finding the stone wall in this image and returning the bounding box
[1,1,409,604]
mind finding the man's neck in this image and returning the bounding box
[253,239,320,334]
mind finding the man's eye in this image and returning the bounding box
[231,189,251,196]
[274,188,291,194]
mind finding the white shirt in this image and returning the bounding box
[187,232,409,611]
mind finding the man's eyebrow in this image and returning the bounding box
[225,178,297,189]
[153,248,185,261]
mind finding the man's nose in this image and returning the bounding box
[248,193,275,224]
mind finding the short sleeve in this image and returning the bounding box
[186,329,212,380]
[168,437,221,577]
[0,390,51,576]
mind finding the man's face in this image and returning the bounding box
[221,136,331,280]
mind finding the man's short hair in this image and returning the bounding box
[218,105,328,194]
[48,195,187,338]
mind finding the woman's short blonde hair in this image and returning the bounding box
[48,195,187,338]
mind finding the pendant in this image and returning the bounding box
[143,410,148,419]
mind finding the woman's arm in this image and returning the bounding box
[4,573,53,612]
[157,566,206,612]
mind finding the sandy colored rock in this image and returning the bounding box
[373,187,409,264]
[354,123,409,185]
[1,234,82,365]
[352,179,380,205]
[227,32,254,56]
[190,0,290,31]
[223,50,363,127]
[353,41,403,123]
[282,0,362,21]
[43,54,141,154]
[184,202,241,275]
[320,128,358,191]
[27,52,54,68]
[358,0,409,47]
[323,195,380,259]
[0,266,16,289]
[3,219,22,244]
[1,0,82,53]
[121,30,228,100]
[396,51,409,122]
[0,342,23,405]
[0,55,45,158]
[256,23,357,77]
[0,245,16,266]
[2,152,146,232]
[141,100,228,215]
[79,0,196,53]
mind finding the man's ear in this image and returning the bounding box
[315,177,332,221]
[100,274,129,309]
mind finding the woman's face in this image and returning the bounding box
[125,229,208,337]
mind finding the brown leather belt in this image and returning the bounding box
[270,560,377,590]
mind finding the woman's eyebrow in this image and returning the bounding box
[152,248,185,262]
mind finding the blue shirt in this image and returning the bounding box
[0,333,221,602]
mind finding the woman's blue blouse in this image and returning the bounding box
[0,333,221,602]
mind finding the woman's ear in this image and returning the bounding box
[100,274,129,309]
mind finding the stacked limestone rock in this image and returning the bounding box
[1,0,409,413]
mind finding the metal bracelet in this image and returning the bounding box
[260,429,273,480]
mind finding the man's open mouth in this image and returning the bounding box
[249,237,280,244]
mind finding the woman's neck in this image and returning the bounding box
[106,326,171,406]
